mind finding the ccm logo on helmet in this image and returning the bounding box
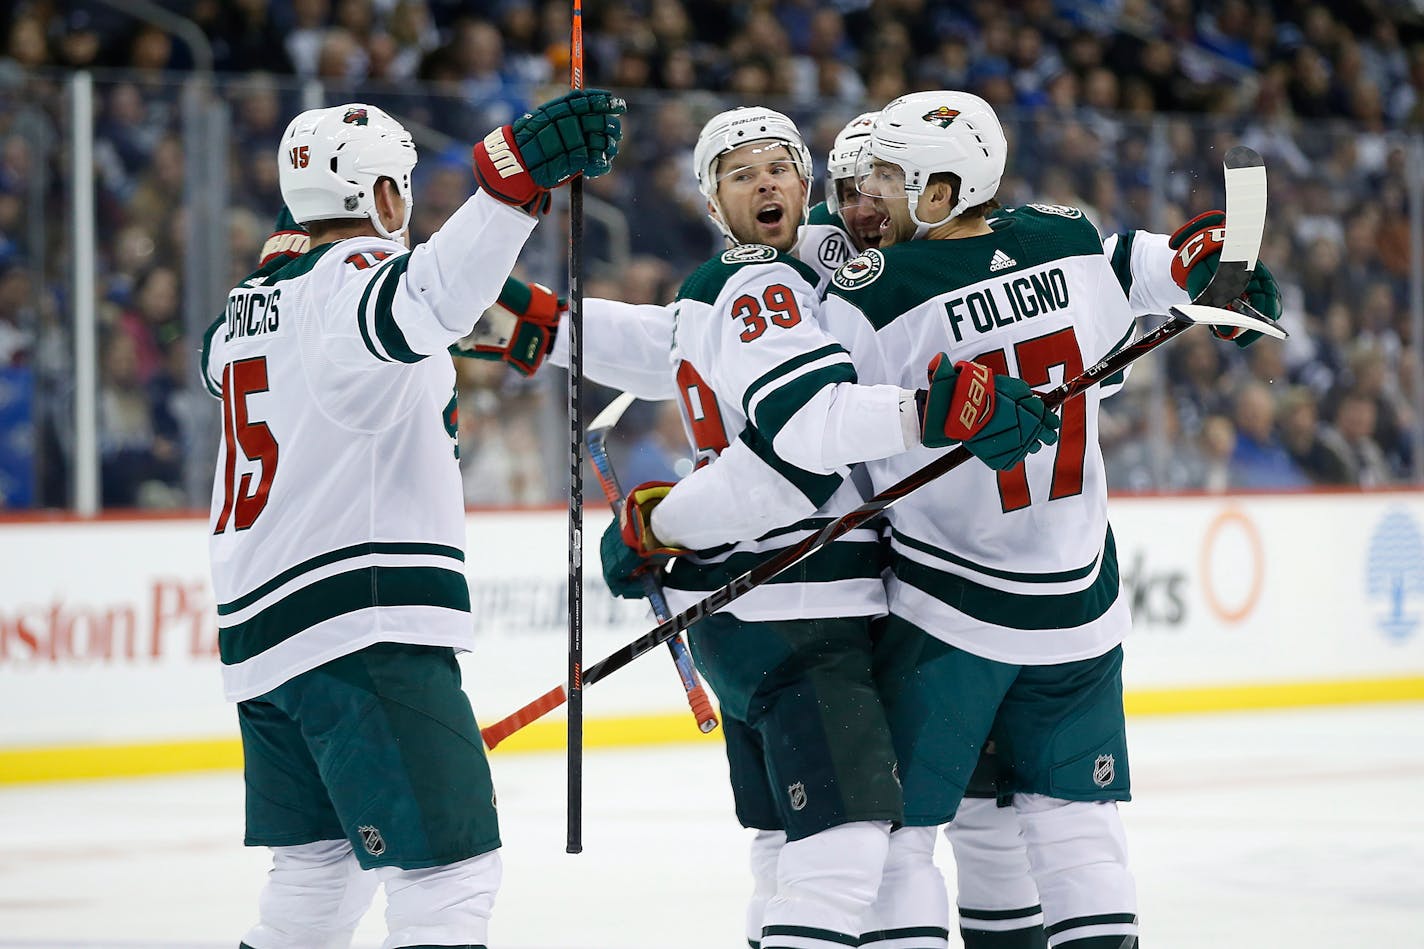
[922,107,961,128]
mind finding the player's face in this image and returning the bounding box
[834,178,886,251]
[857,159,915,246]
[713,142,807,252]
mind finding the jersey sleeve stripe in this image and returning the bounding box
[752,362,857,442]
[199,314,224,397]
[889,529,1120,630]
[1106,230,1135,299]
[356,256,400,362]
[737,426,843,508]
[1099,323,1137,392]
[664,527,879,592]
[368,255,425,363]
[218,564,471,665]
[216,540,466,615]
[740,343,850,419]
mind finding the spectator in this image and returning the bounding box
[1328,392,1394,487]
[1229,382,1308,488]
[1278,386,1353,485]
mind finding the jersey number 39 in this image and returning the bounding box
[973,327,1086,513]
[214,356,279,533]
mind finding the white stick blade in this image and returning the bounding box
[1222,155,1267,269]
[1169,303,1287,339]
[588,391,637,433]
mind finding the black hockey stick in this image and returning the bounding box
[565,0,585,854]
[485,147,1276,741]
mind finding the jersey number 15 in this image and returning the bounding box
[214,357,278,533]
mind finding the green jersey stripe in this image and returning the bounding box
[753,361,857,443]
[217,541,466,615]
[958,905,1043,921]
[739,426,843,508]
[369,255,423,363]
[741,344,847,418]
[1043,912,1139,937]
[1100,323,1137,390]
[860,926,952,941]
[891,527,1106,584]
[760,925,859,947]
[200,314,224,396]
[1108,230,1135,299]
[891,529,1119,629]
[665,533,881,592]
[219,564,471,665]
[356,255,402,361]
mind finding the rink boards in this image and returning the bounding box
[2,490,1423,782]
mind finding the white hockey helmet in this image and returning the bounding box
[861,91,1006,236]
[825,111,878,215]
[693,105,813,243]
[278,103,418,243]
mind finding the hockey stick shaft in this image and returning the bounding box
[584,412,719,734]
[565,0,585,855]
[486,148,1270,742]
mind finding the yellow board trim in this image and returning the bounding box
[4,676,1424,785]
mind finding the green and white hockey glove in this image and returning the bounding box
[472,89,625,214]
[917,355,1060,470]
[1169,209,1284,348]
[450,277,565,376]
[600,482,684,600]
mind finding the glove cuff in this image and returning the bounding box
[943,360,997,441]
[472,126,547,211]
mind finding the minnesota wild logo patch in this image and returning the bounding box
[832,249,886,290]
[922,106,961,128]
[343,107,369,126]
[721,244,778,265]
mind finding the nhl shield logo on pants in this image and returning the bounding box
[787,782,807,811]
[1093,754,1116,788]
[358,825,386,856]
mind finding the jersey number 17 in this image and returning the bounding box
[972,327,1086,513]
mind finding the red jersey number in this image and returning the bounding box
[972,326,1086,513]
[675,361,730,467]
[214,357,279,533]
[732,283,803,342]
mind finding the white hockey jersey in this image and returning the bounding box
[201,192,537,701]
[656,243,906,621]
[821,204,1141,665]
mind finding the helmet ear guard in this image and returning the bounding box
[692,105,813,244]
[861,91,1006,238]
[278,103,418,243]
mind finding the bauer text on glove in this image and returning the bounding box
[916,355,1060,470]
[471,89,625,214]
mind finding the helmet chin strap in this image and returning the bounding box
[906,189,958,240]
[371,198,412,245]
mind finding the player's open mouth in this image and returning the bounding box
[756,205,784,226]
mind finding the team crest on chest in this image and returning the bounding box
[1093,753,1115,788]
[787,781,807,811]
[721,244,778,265]
[832,249,885,291]
[357,824,386,856]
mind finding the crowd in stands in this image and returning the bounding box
[0,0,1419,508]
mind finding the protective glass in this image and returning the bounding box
[855,147,909,201]
[715,142,802,188]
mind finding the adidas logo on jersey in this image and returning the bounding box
[989,249,1017,272]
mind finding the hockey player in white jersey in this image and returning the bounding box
[818,91,1283,949]
[591,106,1060,949]
[202,92,622,949]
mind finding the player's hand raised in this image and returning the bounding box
[450,277,565,376]
[917,355,1060,470]
[472,89,625,215]
[1169,209,1284,348]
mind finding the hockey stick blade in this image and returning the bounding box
[1194,146,1267,308]
[588,391,637,435]
[1168,303,1286,340]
